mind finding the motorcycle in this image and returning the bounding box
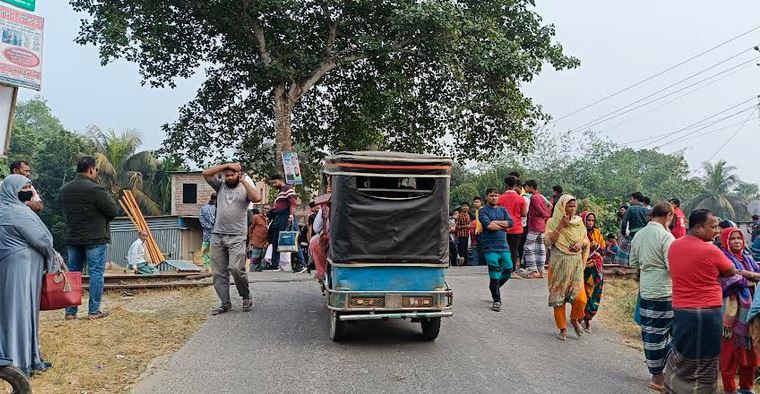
[0,358,31,394]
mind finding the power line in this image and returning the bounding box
[624,117,747,145]
[706,107,758,161]
[633,96,758,148]
[552,23,760,123]
[605,61,753,131]
[648,104,758,149]
[567,47,759,135]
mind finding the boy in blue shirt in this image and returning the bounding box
[479,188,515,312]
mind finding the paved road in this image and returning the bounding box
[133,267,649,394]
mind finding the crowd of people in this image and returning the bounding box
[3,154,760,394]
[451,172,760,393]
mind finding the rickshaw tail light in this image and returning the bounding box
[404,297,434,307]
[350,297,385,307]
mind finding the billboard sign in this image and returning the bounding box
[0,0,34,12]
[282,151,303,185]
[0,4,42,90]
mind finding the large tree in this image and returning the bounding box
[71,0,578,172]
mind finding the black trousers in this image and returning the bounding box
[457,236,469,265]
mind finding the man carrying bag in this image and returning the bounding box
[268,174,307,272]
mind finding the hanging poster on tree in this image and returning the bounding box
[0,4,43,91]
[281,151,303,185]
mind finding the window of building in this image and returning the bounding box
[182,183,198,204]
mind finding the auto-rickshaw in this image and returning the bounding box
[319,151,454,341]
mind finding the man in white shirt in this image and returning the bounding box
[127,231,159,275]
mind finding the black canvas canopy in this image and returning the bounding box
[325,151,452,265]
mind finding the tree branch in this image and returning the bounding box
[288,37,414,102]
[251,19,272,65]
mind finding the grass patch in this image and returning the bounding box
[32,287,215,393]
[596,277,642,350]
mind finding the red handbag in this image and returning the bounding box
[40,263,82,311]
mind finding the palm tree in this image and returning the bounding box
[86,126,163,216]
[689,160,745,220]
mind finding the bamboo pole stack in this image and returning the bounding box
[119,190,164,265]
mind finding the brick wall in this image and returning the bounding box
[171,172,272,216]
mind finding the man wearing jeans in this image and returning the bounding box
[203,163,262,315]
[61,156,119,320]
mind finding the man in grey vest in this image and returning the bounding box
[202,163,262,315]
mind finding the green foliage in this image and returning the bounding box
[86,126,166,215]
[451,133,707,232]
[71,0,578,172]
[690,160,754,221]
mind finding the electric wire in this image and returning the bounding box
[647,103,758,149]
[552,23,760,123]
[567,47,759,135]
[705,107,758,161]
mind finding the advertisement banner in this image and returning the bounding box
[0,84,16,157]
[0,4,43,90]
[281,151,303,185]
[0,0,35,12]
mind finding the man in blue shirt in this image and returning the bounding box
[479,188,515,312]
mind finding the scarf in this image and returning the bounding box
[0,174,54,262]
[719,227,759,348]
[545,194,588,261]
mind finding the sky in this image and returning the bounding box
[20,1,760,185]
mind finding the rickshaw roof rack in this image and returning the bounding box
[324,151,452,178]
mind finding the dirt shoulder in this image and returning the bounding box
[33,287,215,393]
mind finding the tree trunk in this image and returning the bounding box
[273,84,294,174]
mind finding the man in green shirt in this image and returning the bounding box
[629,202,675,392]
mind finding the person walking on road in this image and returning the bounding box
[523,180,551,278]
[498,176,527,272]
[198,193,216,271]
[479,188,514,312]
[202,163,262,315]
[61,156,119,321]
[579,211,605,332]
[544,194,589,341]
[628,202,675,392]
[663,209,736,394]
[717,227,760,394]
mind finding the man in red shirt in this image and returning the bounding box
[668,198,687,239]
[664,209,736,393]
[498,175,527,271]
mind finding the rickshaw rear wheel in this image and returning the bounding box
[329,311,345,342]
[420,317,441,341]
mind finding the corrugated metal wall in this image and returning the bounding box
[109,216,183,267]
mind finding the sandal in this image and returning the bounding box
[570,320,584,338]
[556,331,567,341]
[211,305,231,316]
[524,272,542,279]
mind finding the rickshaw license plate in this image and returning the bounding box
[385,294,402,308]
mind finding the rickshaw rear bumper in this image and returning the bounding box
[338,311,453,321]
[326,288,454,313]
